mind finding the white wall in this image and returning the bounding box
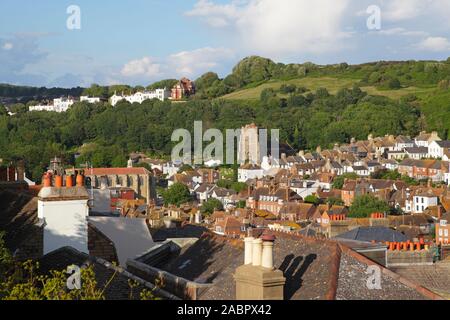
[238,169,264,183]
[38,199,89,254]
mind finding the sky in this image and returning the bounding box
[1,0,450,88]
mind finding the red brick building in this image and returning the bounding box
[171,78,195,100]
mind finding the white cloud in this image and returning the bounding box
[168,47,234,76]
[121,57,161,77]
[119,47,235,85]
[186,0,352,56]
[2,42,13,50]
[382,0,450,22]
[383,0,428,21]
[416,36,450,52]
[185,0,242,27]
[376,28,428,37]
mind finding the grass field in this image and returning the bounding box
[220,77,436,101]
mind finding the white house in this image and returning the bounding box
[290,180,320,199]
[238,164,264,183]
[394,136,415,151]
[428,140,450,159]
[411,191,439,214]
[351,165,370,177]
[163,161,182,178]
[110,89,170,106]
[415,131,441,148]
[404,147,429,160]
[53,97,75,111]
[80,96,101,104]
[29,97,75,113]
[38,186,90,254]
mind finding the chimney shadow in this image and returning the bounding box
[279,253,317,300]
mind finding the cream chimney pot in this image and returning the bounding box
[261,241,274,270]
[252,238,263,266]
[244,237,255,265]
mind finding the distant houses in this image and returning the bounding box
[29,97,75,113]
[110,88,171,106]
[27,77,196,112]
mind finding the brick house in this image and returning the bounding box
[171,78,195,100]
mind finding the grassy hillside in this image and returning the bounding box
[221,77,436,101]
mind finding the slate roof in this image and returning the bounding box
[0,189,39,252]
[149,225,209,242]
[153,231,441,300]
[405,147,428,154]
[436,141,450,148]
[334,226,408,243]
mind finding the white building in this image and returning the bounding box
[163,161,182,178]
[415,131,441,148]
[238,164,264,183]
[410,192,439,214]
[53,97,75,111]
[29,97,75,113]
[110,88,170,106]
[428,140,450,159]
[80,96,101,104]
[38,186,90,254]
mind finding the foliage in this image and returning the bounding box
[304,195,320,205]
[332,173,359,189]
[216,179,247,193]
[326,197,344,206]
[370,169,401,180]
[237,200,246,209]
[349,195,390,218]
[162,183,191,206]
[200,198,224,215]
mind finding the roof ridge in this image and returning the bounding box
[337,243,445,300]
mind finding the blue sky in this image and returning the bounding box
[1,0,450,87]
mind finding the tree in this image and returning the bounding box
[304,195,320,205]
[332,173,358,189]
[371,169,401,180]
[387,78,401,90]
[349,195,390,218]
[201,198,224,215]
[162,183,191,206]
[237,200,246,209]
[326,197,344,206]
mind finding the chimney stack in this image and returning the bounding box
[261,233,275,270]
[244,237,254,265]
[235,235,286,300]
[252,238,263,266]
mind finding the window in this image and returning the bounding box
[439,229,443,236]
[445,229,449,237]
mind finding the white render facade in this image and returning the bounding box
[238,167,265,183]
[110,89,170,106]
[29,97,75,113]
[80,96,101,104]
[38,187,90,254]
[411,195,438,214]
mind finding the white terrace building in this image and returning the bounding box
[110,89,170,106]
[29,97,75,113]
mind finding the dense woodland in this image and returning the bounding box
[1,56,450,182]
